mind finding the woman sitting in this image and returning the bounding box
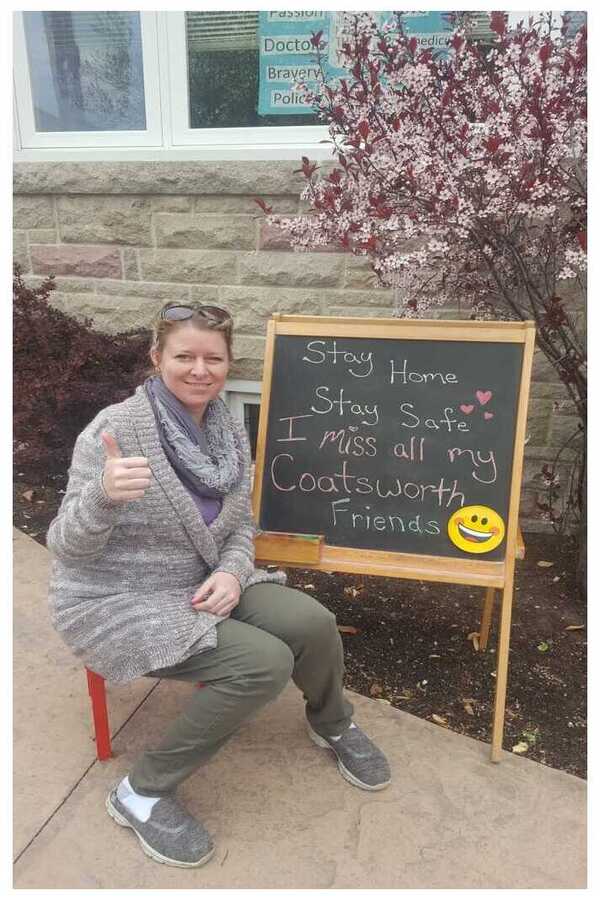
[47,302,390,869]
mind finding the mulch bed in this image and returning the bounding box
[15,477,586,779]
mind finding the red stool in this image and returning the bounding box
[86,668,113,760]
[85,667,206,761]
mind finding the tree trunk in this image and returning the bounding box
[576,463,587,602]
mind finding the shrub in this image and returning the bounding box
[13,264,151,487]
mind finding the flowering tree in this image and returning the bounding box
[263,11,586,547]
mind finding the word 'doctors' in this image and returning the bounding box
[260,334,525,561]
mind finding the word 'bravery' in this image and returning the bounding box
[301,341,460,385]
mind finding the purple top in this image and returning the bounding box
[196,492,223,527]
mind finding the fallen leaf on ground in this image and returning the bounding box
[303,583,315,590]
[565,624,585,631]
[512,741,529,754]
[337,625,361,635]
[369,683,383,696]
[537,560,554,568]
[463,700,475,716]
[21,490,34,501]
[431,714,448,727]
[344,586,362,598]
[467,631,480,651]
[537,641,550,652]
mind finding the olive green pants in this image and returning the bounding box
[129,583,354,796]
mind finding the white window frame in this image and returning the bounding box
[13,10,332,162]
[222,380,263,476]
[13,11,164,150]
[166,11,328,151]
[222,380,262,428]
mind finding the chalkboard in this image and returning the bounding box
[252,315,537,763]
[255,319,531,563]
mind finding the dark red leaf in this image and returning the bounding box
[485,135,502,154]
[358,120,370,140]
[490,11,506,36]
[252,197,273,215]
[539,41,552,64]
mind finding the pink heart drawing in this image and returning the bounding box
[460,404,474,414]
[476,390,492,405]
[484,412,494,420]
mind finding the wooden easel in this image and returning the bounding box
[252,315,536,762]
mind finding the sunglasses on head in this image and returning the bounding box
[160,304,232,325]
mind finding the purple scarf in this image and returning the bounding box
[144,376,243,526]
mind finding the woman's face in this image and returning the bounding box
[151,323,230,423]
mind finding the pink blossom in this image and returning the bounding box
[266,11,586,346]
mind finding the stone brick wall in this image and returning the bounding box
[13,161,583,532]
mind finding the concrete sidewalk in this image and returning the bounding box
[13,528,587,889]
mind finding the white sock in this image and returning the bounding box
[330,722,357,741]
[117,775,161,823]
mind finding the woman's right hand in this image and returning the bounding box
[101,432,152,502]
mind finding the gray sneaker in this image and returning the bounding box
[106,788,215,868]
[308,722,391,791]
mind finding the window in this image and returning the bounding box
[222,382,262,462]
[185,11,321,129]
[14,10,163,150]
[22,11,146,132]
[166,11,328,153]
[13,11,520,161]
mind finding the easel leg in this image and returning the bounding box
[479,587,495,651]
[490,582,515,762]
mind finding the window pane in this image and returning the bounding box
[184,10,493,130]
[186,11,321,128]
[244,403,260,461]
[23,11,146,132]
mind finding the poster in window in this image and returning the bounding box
[257,11,455,117]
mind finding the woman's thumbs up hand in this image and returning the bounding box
[100,432,152,502]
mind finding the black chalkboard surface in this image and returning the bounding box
[257,331,525,562]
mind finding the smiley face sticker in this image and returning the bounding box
[447,505,505,554]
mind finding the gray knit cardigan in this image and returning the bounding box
[46,386,286,682]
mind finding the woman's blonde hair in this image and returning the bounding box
[147,302,234,375]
